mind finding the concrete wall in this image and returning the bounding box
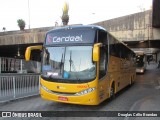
[153,28,160,40]
[94,10,153,41]
[157,52,160,62]
[0,26,54,45]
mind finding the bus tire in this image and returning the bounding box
[110,83,115,100]
[130,79,132,86]
[130,77,134,87]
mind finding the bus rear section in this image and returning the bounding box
[135,51,147,73]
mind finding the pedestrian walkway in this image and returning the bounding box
[125,64,160,120]
[126,94,160,120]
[146,61,158,70]
[146,61,160,85]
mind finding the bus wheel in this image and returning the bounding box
[110,84,115,100]
[130,78,133,86]
[130,79,132,85]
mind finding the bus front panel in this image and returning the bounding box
[40,45,100,105]
[40,78,99,105]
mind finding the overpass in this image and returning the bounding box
[95,10,160,54]
[0,27,54,59]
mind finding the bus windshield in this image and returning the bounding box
[42,46,96,83]
[136,55,144,67]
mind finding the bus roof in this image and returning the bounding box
[134,51,145,55]
[47,25,106,33]
[45,25,107,45]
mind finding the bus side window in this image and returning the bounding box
[99,47,107,79]
[108,34,120,57]
[98,30,107,44]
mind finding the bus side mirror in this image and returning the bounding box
[25,47,31,61]
[25,45,43,61]
[93,44,100,62]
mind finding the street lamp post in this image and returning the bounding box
[28,0,30,29]
[147,24,150,53]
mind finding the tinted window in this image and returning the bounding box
[98,30,107,44]
[99,47,107,79]
[109,34,120,57]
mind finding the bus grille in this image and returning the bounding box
[51,90,76,96]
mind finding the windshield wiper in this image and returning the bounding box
[60,53,64,75]
[69,51,81,82]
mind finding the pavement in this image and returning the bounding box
[146,61,160,85]
[137,61,160,111]
[124,61,160,120]
[146,61,159,70]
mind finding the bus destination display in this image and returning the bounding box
[45,29,95,45]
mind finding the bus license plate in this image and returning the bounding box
[58,96,68,101]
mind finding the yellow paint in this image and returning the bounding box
[40,78,99,105]
[40,55,136,105]
[93,43,101,62]
[38,44,136,105]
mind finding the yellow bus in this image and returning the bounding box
[25,25,136,105]
[135,51,147,74]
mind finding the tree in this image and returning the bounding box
[2,27,6,32]
[61,2,69,26]
[17,19,26,30]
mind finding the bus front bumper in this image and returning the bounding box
[40,87,99,105]
[136,68,144,73]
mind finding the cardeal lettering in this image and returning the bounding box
[53,35,83,43]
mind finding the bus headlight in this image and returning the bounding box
[41,84,52,93]
[75,87,96,96]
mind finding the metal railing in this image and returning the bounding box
[0,73,40,102]
[0,57,41,74]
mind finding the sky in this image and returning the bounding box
[0,0,152,31]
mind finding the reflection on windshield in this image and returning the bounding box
[42,46,96,82]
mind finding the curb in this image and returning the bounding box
[158,79,160,85]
